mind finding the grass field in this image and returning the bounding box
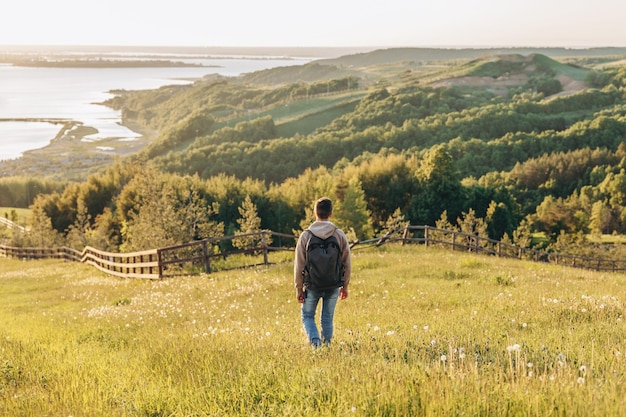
[1,244,626,416]
[0,206,30,224]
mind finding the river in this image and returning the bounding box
[0,54,313,161]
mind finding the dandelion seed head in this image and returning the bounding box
[440,355,447,362]
[577,377,585,384]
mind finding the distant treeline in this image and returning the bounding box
[1,58,207,68]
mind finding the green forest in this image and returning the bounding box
[2,48,626,258]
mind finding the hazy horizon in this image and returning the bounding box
[3,0,625,49]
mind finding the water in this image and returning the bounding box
[0,55,312,160]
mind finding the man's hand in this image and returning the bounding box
[340,287,348,300]
[296,288,305,303]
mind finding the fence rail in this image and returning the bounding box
[0,216,26,232]
[0,231,296,279]
[2,226,626,278]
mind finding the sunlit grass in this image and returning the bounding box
[2,244,626,416]
[0,206,31,224]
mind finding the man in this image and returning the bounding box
[294,197,351,347]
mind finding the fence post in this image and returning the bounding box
[202,239,211,274]
[262,232,269,266]
[424,227,429,247]
[401,225,409,246]
[157,249,164,279]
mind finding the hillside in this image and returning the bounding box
[429,53,589,97]
[317,46,626,67]
[0,48,622,181]
[2,245,626,415]
[1,47,626,257]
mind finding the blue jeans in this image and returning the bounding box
[301,287,341,346]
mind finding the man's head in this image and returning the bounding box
[314,197,333,220]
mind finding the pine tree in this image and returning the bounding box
[512,218,533,249]
[65,198,92,250]
[233,195,271,249]
[26,205,62,248]
[120,173,186,252]
[334,178,374,240]
[382,208,409,236]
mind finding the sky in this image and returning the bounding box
[2,0,625,49]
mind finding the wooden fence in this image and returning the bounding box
[0,230,297,279]
[394,225,626,273]
[0,216,26,232]
[1,226,626,278]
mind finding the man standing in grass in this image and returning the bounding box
[294,197,351,347]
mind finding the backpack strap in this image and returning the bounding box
[304,227,337,250]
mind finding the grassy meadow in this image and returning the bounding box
[0,207,30,224]
[1,244,626,416]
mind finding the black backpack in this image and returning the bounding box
[303,230,345,290]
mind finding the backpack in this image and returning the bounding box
[303,229,345,290]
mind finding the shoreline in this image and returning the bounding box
[1,59,216,69]
[0,116,152,179]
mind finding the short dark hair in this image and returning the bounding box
[314,197,333,220]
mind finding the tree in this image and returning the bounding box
[90,208,120,251]
[233,195,270,249]
[486,200,515,240]
[381,208,409,237]
[430,210,457,247]
[589,200,614,234]
[119,172,187,252]
[457,209,489,251]
[179,185,224,241]
[457,208,488,238]
[411,145,464,225]
[533,195,574,238]
[333,177,374,240]
[512,218,533,249]
[25,204,62,248]
[65,198,92,250]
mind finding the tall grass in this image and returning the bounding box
[1,244,626,416]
